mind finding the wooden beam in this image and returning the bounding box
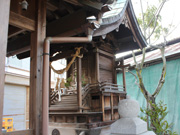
[29,0,46,135]
[0,0,10,134]
[7,33,31,53]
[9,11,35,31]
[7,46,30,57]
[99,49,114,58]
[59,0,74,14]
[7,10,87,56]
[8,26,26,38]
[46,1,58,11]
[47,9,87,36]
[64,0,82,6]
[2,129,33,135]
[77,57,82,112]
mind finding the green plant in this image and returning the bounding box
[81,74,87,87]
[140,101,177,135]
[65,76,73,88]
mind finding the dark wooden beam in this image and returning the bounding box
[7,9,87,56]
[7,33,31,53]
[46,1,58,11]
[64,0,82,6]
[47,9,87,36]
[0,0,10,134]
[7,46,30,57]
[8,25,26,38]
[117,36,134,43]
[59,0,74,14]
[29,0,46,134]
[9,11,35,31]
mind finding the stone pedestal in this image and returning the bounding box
[110,97,156,135]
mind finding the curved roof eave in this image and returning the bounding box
[92,0,147,49]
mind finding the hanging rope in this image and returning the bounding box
[55,77,60,90]
[50,47,83,74]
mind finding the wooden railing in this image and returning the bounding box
[99,82,124,91]
[81,82,125,108]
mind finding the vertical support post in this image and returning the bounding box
[113,56,117,84]
[77,57,82,112]
[121,60,126,92]
[110,93,114,120]
[95,48,100,83]
[101,94,105,121]
[0,1,10,134]
[29,0,46,134]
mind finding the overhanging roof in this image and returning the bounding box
[7,0,147,59]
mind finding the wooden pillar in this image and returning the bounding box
[0,0,10,134]
[110,93,114,120]
[113,56,117,84]
[29,0,46,134]
[95,48,100,83]
[121,60,126,92]
[77,58,82,112]
[101,95,105,121]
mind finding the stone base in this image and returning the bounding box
[111,117,147,135]
[111,131,156,135]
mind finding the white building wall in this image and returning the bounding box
[3,84,26,130]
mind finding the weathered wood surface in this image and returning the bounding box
[8,25,26,38]
[0,0,10,134]
[77,58,82,112]
[29,0,46,135]
[10,0,36,21]
[95,49,100,82]
[9,11,35,31]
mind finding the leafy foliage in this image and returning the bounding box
[65,73,87,88]
[140,101,177,135]
[81,74,87,87]
[137,0,172,43]
[65,76,73,88]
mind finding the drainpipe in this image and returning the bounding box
[42,28,93,135]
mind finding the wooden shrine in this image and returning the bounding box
[0,0,147,135]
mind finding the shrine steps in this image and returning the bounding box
[49,94,78,112]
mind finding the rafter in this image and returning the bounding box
[9,11,35,31]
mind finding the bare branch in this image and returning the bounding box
[140,48,146,69]
[136,69,152,100]
[132,50,151,100]
[128,70,139,88]
[132,50,138,65]
[152,47,166,97]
